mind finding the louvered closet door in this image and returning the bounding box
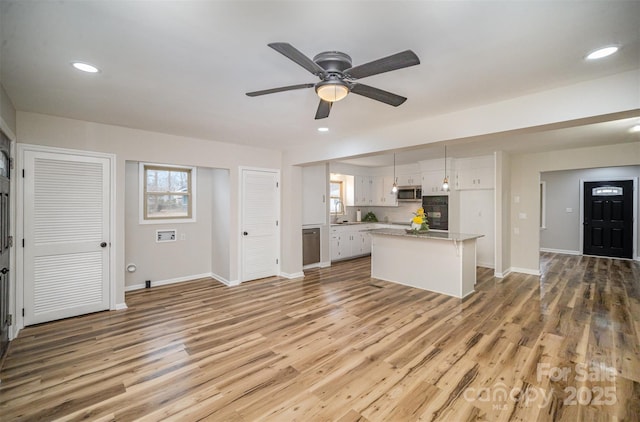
[23,150,110,325]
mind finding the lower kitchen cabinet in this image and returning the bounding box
[330,225,373,261]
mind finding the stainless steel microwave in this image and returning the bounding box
[397,186,422,201]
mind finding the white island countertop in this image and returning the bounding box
[368,228,483,242]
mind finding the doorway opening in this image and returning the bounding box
[539,166,638,261]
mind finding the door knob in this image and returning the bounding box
[243,232,248,236]
[0,267,8,274]
[100,242,107,248]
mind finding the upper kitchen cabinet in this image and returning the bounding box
[355,175,398,206]
[371,176,398,206]
[354,175,372,206]
[454,156,494,190]
[396,173,421,186]
[419,158,452,195]
[395,163,421,186]
[302,164,328,225]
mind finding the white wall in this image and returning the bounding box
[540,166,640,254]
[0,84,16,137]
[284,71,639,166]
[17,112,281,305]
[211,168,230,282]
[124,162,214,289]
[495,151,511,277]
[510,142,640,273]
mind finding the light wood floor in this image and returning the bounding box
[1,253,639,421]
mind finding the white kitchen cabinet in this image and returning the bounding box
[302,164,327,225]
[454,156,494,190]
[330,232,347,261]
[355,175,397,206]
[354,175,371,206]
[422,170,449,195]
[330,225,373,261]
[396,173,421,186]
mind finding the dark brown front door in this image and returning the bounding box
[583,180,634,259]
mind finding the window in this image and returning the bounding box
[330,180,345,214]
[140,163,196,223]
[593,186,622,196]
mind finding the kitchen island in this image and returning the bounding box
[369,228,483,298]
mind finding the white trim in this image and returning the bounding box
[509,267,541,276]
[2,128,17,340]
[539,247,581,255]
[579,176,638,259]
[138,162,197,225]
[238,166,281,284]
[539,180,547,229]
[477,262,495,269]
[115,303,128,310]
[209,273,233,286]
[302,261,330,270]
[16,144,117,329]
[494,268,511,279]
[280,271,305,279]
[124,272,215,291]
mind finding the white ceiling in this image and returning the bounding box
[1,1,639,163]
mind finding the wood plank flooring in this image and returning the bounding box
[1,253,639,421]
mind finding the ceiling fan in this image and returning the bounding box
[246,43,420,119]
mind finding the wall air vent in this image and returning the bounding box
[156,229,176,242]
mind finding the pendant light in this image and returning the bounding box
[391,153,398,194]
[442,145,449,191]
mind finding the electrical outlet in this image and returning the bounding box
[180,233,186,240]
[514,227,520,235]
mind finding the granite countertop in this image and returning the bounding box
[368,228,484,242]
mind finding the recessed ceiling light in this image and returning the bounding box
[72,62,100,73]
[630,124,640,133]
[317,127,329,132]
[586,46,619,60]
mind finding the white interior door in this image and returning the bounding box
[23,150,111,325]
[241,169,279,282]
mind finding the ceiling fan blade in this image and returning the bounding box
[246,83,314,97]
[350,83,407,107]
[345,50,420,79]
[268,42,326,76]
[315,100,332,119]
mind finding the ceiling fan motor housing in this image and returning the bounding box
[313,51,353,75]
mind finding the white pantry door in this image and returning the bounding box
[23,150,111,325]
[241,169,279,282]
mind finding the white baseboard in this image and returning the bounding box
[509,267,541,276]
[494,268,511,279]
[302,261,330,270]
[477,262,495,269]
[125,272,215,292]
[280,271,305,280]
[540,248,581,255]
[115,303,128,310]
[211,272,232,286]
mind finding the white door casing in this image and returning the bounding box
[240,168,280,282]
[22,148,112,325]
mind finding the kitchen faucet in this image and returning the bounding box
[332,199,344,223]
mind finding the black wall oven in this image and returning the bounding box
[422,195,449,231]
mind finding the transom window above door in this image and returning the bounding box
[140,163,197,223]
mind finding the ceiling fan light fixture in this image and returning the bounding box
[316,81,349,102]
